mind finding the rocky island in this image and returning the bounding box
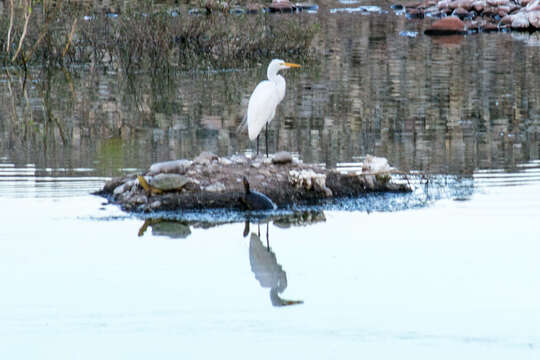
[95,151,411,212]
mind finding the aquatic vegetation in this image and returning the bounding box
[0,0,318,71]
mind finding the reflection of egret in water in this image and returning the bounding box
[247,223,303,307]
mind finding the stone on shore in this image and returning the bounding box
[406,0,540,31]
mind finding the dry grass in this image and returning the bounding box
[0,1,319,72]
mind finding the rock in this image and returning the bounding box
[288,169,331,196]
[97,154,410,212]
[457,0,474,10]
[512,12,530,28]
[526,0,540,10]
[150,200,162,209]
[487,0,508,6]
[452,7,471,18]
[148,159,192,175]
[500,14,514,24]
[272,151,293,165]
[113,179,137,196]
[133,194,148,204]
[205,182,226,192]
[528,10,540,28]
[497,6,510,17]
[472,0,486,11]
[230,154,249,165]
[113,182,128,196]
[438,0,451,9]
[269,0,294,12]
[101,177,127,194]
[425,16,467,35]
[362,155,394,174]
[219,157,233,166]
[194,151,218,165]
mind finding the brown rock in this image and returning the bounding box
[425,16,467,34]
[457,0,474,9]
[438,0,451,9]
[453,7,470,16]
[448,0,460,9]
[482,6,498,15]
[268,0,294,12]
[472,0,486,12]
[500,14,514,24]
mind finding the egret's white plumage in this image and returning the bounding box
[245,59,300,155]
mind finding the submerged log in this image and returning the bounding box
[94,152,411,212]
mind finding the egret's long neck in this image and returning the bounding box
[268,70,286,102]
[267,67,279,82]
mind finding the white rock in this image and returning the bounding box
[149,159,192,175]
[361,155,394,174]
[219,157,233,166]
[205,182,226,192]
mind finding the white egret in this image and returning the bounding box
[244,59,301,156]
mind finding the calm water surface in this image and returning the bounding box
[1,4,540,359]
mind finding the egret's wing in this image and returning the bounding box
[247,81,280,141]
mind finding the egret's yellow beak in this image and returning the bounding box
[284,62,301,68]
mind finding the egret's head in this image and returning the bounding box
[268,59,301,78]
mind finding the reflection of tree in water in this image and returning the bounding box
[1,14,539,175]
[247,223,303,307]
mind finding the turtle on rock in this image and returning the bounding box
[137,173,193,194]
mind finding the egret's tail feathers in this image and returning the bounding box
[236,114,248,135]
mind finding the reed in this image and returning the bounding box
[0,1,318,71]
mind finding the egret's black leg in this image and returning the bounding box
[243,220,250,238]
[256,135,259,155]
[265,123,269,157]
[266,223,269,249]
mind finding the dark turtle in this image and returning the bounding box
[239,177,277,211]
